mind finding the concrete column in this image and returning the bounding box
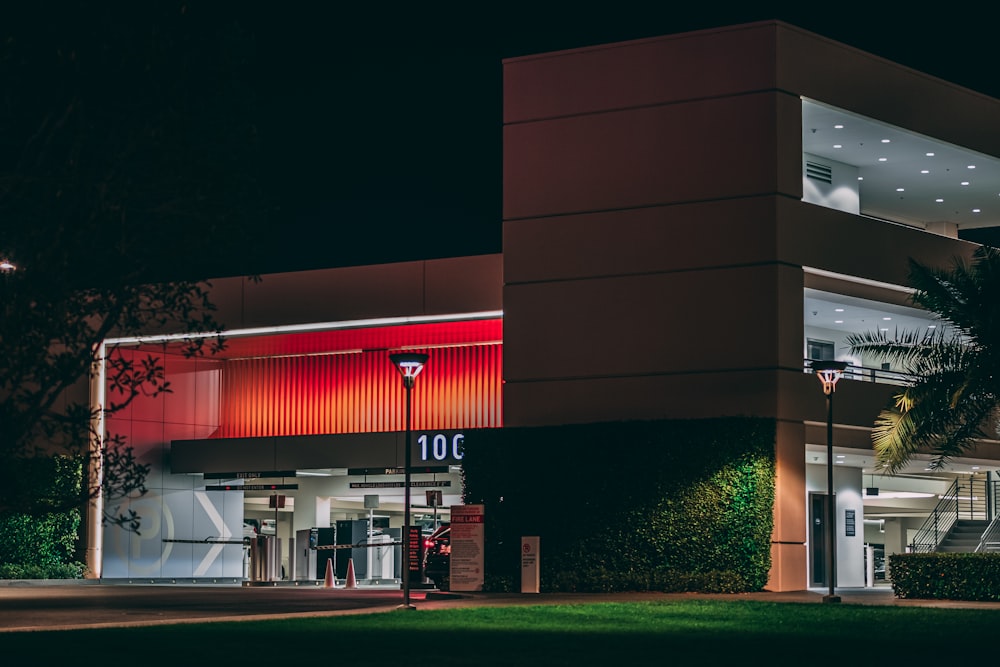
[85,343,105,579]
[768,420,807,591]
[925,221,958,238]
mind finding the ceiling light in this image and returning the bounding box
[883,317,891,321]
[834,320,844,324]
[858,176,864,181]
[936,198,944,203]
[834,124,844,129]
[896,188,905,192]
[835,308,844,312]
[973,209,981,213]
[921,170,929,174]
[833,144,842,148]
[878,157,888,162]
[968,165,977,169]
[972,466,981,470]
[928,325,936,329]
[864,491,935,499]
[881,139,890,143]
[880,328,888,332]
[961,181,970,186]
[926,152,935,156]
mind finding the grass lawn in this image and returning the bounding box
[1,599,997,664]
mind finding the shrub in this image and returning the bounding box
[891,553,1000,600]
[462,417,775,593]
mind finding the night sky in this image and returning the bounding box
[5,4,1000,277]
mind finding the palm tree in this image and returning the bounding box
[845,245,1000,473]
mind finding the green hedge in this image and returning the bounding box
[461,417,776,593]
[0,455,86,579]
[890,553,1000,600]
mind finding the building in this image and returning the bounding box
[88,21,1000,591]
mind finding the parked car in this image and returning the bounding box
[423,523,451,590]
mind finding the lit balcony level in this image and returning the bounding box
[802,99,1000,237]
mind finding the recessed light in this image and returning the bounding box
[881,139,891,143]
[926,152,935,157]
[961,181,970,186]
[973,209,982,213]
[858,176,864,181]
[928,325,937,329]
[968,165,977,169]
[833,144,842,149]
[936,198,944,203]
[973,466,981,470]
[921,170,929,174]
[834,124,844,129]
[883,317,892,321]
[880,328,888,332]
[896,188,905,192]
[835,308,844,312]
[835,320,844,324]
[878,157,888,162]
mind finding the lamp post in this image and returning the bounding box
[812,359,848,604]
[389,351,428,610]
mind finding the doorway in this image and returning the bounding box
[810,492,832,587]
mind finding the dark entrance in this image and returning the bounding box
[810,492,832,587]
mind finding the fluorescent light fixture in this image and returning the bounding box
[864,491,935,499]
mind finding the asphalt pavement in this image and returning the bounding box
[0,581,998,633]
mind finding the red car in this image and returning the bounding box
[422,523,451,590]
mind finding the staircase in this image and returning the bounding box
[937,520,992,553]
[909,476,996,553]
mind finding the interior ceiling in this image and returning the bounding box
[802,99,1000,231]
[804,288,947,339]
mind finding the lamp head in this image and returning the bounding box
[811,360,848,395]
[390,352,429,388]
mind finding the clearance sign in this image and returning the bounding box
[449,504,485,592]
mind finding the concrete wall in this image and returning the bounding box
[208,253,503,331]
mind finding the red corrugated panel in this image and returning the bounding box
[216,322,502,437]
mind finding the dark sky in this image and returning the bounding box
[255,4,1000,273]
[6,4,999,277]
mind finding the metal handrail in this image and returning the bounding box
[909,477,991,553]
[803,360,920,386]
[975,482,1000,552]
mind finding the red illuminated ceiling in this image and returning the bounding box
[151,318,505,438]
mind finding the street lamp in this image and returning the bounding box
[812,359,848,604]
[389,351,428,610]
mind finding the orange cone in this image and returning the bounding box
[345,557,357,589]
[323,557,336,588]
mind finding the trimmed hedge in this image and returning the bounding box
[890,553,1000,600]
[461,417,775,593]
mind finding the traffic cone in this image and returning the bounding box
[323,557,336,588]
[345,557,357,589]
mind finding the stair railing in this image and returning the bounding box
[975,481,1000,552]
[909,477,989,553]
